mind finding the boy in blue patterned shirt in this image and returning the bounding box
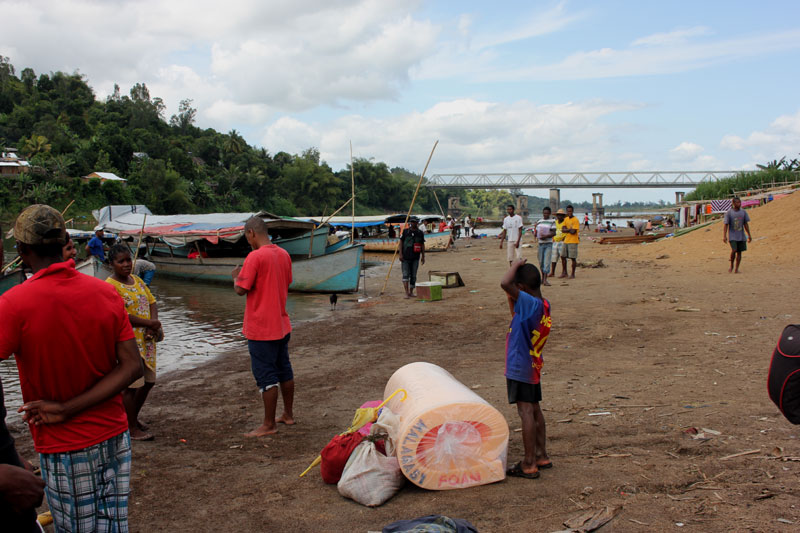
[500,258,552,479]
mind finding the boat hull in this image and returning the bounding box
[272,226,329,257]
[147,244,364,293]
[0,269,26,296]
[75,258,113,280]
[357,231,451,252]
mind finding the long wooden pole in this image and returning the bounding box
[350,141,355,244]
[132,214,148,268]
[319,197,352,227]
[380,140,439,295]
[432,188,446,218]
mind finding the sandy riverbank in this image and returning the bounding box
[11,205,800,532]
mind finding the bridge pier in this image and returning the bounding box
[592,193,604,222]
[675,191,685,204]
[515,194,529,223]
[447,196,462,220]
[549,188,560,213]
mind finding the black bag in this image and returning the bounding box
[767,325,800,424]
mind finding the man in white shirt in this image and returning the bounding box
[498,204,524,265]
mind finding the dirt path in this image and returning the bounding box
[13,227,800,532]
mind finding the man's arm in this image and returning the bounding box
[420,237,425,265]
[20,338,142,425]
[722,221,729,243]
[232,265,248,296]
[744,221,752,242]
[498,229,506,248]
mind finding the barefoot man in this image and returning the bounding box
[232,216,295,436]
[723,197,752,274]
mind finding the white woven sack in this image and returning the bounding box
[337,440,404,507]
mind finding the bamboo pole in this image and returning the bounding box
[432,188,446,218]
[380,140,438,295]
[2,199,76,273]
[132,214,147,269]
[319,197,353,227]
[350,141,355,245]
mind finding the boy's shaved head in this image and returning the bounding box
[515,263,541,291]
[244,216,269,235]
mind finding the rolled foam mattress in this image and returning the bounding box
[384,362,509,490]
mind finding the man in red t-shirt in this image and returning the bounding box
[232,216,294,437]
[0,204,142,532]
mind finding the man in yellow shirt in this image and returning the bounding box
[559,205,580,279]
[551,209,567,277]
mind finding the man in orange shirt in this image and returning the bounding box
[232,217,295,437]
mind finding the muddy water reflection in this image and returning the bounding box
[1,276,331,412]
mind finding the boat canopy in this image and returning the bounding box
[384,214,443,224]
[303,215,393,228]
[98,207,315,247]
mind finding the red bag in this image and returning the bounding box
[320,433,364,484]
[413,243,422,253]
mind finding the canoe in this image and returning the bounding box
[357,230,452,253]
[325,235,351,253]
[147,244,364,293]
[75,257,113,279]
[271,226,329,257]
[0,269,25,296]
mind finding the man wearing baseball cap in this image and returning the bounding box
[0,204,142,532]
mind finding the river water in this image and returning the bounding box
[0,259,366,415]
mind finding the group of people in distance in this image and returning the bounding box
[500,204,581,287]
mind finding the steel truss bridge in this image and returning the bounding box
[425,171,739,189]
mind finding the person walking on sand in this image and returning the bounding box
[233,216,295,437]
[499,204,523,265]
[583,213,589,230]
[463,214,472,238]
[534,207,556,286]
[1,204,142,532]
[400,217,425,298]
[723,197,752,274]
[559,205,580,279]
[500,259,552,479]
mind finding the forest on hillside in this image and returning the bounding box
[1,57,671,223]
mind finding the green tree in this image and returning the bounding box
[22,134,51,157]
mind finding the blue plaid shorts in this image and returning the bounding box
[39,431,132,533]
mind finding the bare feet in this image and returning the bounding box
[244,424,277,437]
[129,427,154,441]
[558,274,567,279]
[404,294,412,299]
[728,265,733,273]
[277,414,295,425]
[543,280,551,286]
[569,274,575,279]
[137,420,149,431]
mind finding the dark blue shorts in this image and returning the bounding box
[248,334,293,392]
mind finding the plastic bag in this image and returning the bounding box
[338,440,404,507]
[320,432,364,484]
[370,407,401,456]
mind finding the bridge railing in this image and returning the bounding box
[425,171,741,189]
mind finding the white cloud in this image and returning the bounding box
[481,28,800,81]
[261,98,645,173]
[0,0,436,117]
[720,110,800,161]
[632,26,711,47]
[670,141,704,159]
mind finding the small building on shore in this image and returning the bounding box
[0,150,30,176]
[82,171,127,185]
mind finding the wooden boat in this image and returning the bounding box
[597,233,668,245]
[325,235,351,253]
[0,268,25,296]
[357,230,452,252]
[75,257,113,279]
[271,226,329,257]
[147,244,364,293]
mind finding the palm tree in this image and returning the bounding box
[224,130,245,155]
[22,135,51,158]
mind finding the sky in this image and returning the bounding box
[2,0,800,203]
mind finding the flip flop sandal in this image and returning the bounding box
[537,461,554,469]
[506,461,540,479]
